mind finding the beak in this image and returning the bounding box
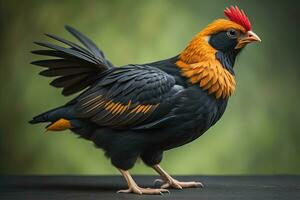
[235,30,261,49]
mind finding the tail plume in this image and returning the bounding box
[29,106,68,124]
[31,25,114,96]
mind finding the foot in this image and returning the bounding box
[118,168,170,195]
[117,186,169,195]
[152,164,204,189]
[154,178,203,189]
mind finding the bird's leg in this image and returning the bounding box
[117,169,169,195]
[152,164,203,189]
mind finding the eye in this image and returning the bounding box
[226,29,238,39]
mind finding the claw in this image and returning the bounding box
[153,178,164,188]
[161,189,170,194]
[196,181,204,188]
[159,189,170,195]
[154,178,164,184]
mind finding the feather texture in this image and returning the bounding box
[71,65,179,128]
[176,60,235,99]
[31,26,113,96]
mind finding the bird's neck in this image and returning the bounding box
[176,37,236,99]
[215,49,240,75]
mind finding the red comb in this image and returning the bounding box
[224,6,252,31]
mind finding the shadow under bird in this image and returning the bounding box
[30,6,261,195]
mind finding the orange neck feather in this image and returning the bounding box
[176,19,242,99]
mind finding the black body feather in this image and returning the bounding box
[30,26,230,170]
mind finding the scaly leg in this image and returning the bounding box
[152,164,204,189]
[117,169,169,195]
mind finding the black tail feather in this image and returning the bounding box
[31,25,114,96]
[29,111,52,124]
[29,106,69,124]
[64,25,106,63]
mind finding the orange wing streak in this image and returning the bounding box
[104,101,114,110]
[141,105,150,113]
[114,104,124,115]
[144,105,152,113]
[129,105,140,114]
[111,103,121,114]
[119,105,127,115]
[136,105,145,113]
[109,103,119,114]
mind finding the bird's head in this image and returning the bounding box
[180,6,261,64]
[177,6,261,98]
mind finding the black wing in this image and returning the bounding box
[71,65,183,129]
[31,25,113,96]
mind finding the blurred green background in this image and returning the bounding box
[0,0,299,175]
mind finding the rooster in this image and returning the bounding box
[30,6,261,195]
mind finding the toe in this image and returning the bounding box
[117,189,131,193]
[117,188,143,195]
[179,181,204,188]
[161,182,182,189]
[140,188,170,195]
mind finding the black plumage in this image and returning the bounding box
[28,21,259,194]
[30,25,228,168]
[31,25,112,96]
[30,26,228,169]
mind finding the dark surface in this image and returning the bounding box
[0,175,299,200]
